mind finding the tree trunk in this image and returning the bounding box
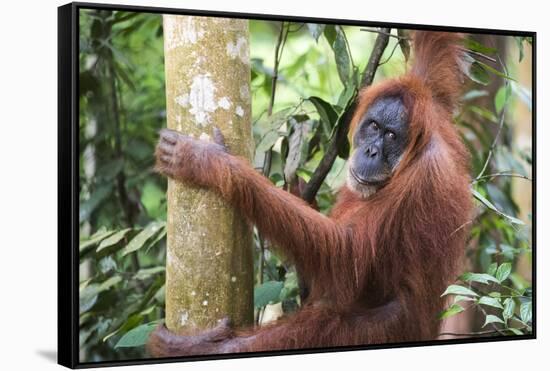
[162,15,253,334]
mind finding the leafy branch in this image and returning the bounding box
[301,28,391,203]
[439,262,532,336]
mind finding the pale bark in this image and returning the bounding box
[162,15,253,334]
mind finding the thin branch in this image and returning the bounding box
[288,23,306,33]
[377,40,400,66]
[439,329,502,337]
[360,28,406,40]
[475,101,506,179]
[301,28,391,203]
[501,284,527,297]
[361,28,391,87]
[441,325,530,338]
[478,305,508,336]
[472,172,532,183]
[475,55,511,180]
[459,47,497,63]
[268,22,288,117]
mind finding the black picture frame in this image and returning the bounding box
[58,2,537,368]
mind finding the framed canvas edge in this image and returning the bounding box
[58,2,80,369]
[57,1,537,369]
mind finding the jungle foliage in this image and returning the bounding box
[77,10,533,362]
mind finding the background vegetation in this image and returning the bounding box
[78,9,533,362]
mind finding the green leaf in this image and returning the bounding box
[441,284,479,297]
[325,157,348,190]
[112,11,140,24]
[256,131,281,153]
[515,37,525,62]
[97,158,123,181]
[469,105,498,124]
[503,298,516,320]
[439,304,464,319]
[254,108,292,138]
[105,312,145,342]
[494,85,511,114]
[487,262,498,276]
[509,273,529,291]
[323,24,337,45]
[134,267,166,280]
[121,222,165,256]
[478,296,503,309]
[98,256,117,274]
[251,57,273,79]
[499,244,520,261]
[462,89,488,101]
[520,301,532,323]
[126,138,152,162]
[282,53,309,77]
[98,275,122,291]
[478,61,517,82]
[464,38,497,55]
[306,23,325,43]
[508,327,523,335]
[453,295,475,304]
[80,229,116,257]
[296,168,312,183]
[308,96,338,136]
[460,272,500,285]
[141,181,165,219]
[495,262,512,283]
[140,305,156,316]
[254,281,283,308]
[80,322,99,346]
[323,25,352,87]
[269,173,284,187]
[154,284,165,304]
[336,83,356,113]
[481,314,504,327]
[80,284,100,313]
[145,226,167,253]
[115,63,136,91]
[494,146,528,177]
[100,276,164,339]
[486,185,516,222]
[472,189,525,225]
[114,322,157,348]
[284,118,313,183]
[482,314,505,327]
[279,272,299,301]
[96,228,132,252]
[333,89,357,159]
[459,54,490,86]
[80,184,113,223]
[468,61,491,85]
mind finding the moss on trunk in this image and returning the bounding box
[162,15,253,334]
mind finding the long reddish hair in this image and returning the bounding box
[328,31,473,338]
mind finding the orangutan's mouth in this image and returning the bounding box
[350,167,387,186]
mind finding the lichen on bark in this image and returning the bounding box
[162,15,253,334]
